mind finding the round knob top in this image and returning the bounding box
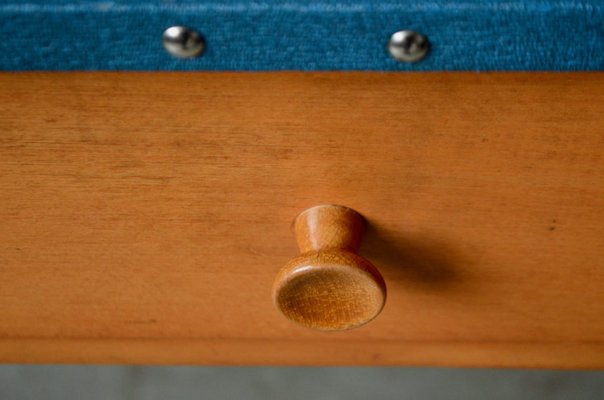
[272,205,386,331]
[274,249,386,331]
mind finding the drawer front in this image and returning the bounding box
[0,72,603,367]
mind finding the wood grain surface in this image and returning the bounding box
[0,72,603,367]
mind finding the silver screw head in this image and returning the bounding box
[388,30,429,63]
[162,26,205,58]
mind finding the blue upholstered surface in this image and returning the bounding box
[1,0,603,71]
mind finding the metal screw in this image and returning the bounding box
[162,26,205,59]
[388,30,429,63]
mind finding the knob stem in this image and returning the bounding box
[294,205,365,253]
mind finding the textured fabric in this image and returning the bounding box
[0,0,603,71]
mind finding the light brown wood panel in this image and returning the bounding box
[0,72,603,367]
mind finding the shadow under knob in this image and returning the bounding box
[272,205,386,331]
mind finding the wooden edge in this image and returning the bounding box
[2,339,604,369]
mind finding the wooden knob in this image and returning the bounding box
[272,205,386,331]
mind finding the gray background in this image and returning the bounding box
[1,366,603,399]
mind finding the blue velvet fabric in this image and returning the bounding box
[1,0,603,71]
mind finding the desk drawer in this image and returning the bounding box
[0,72,603,367]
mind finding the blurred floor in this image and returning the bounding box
[1,366,603,400]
